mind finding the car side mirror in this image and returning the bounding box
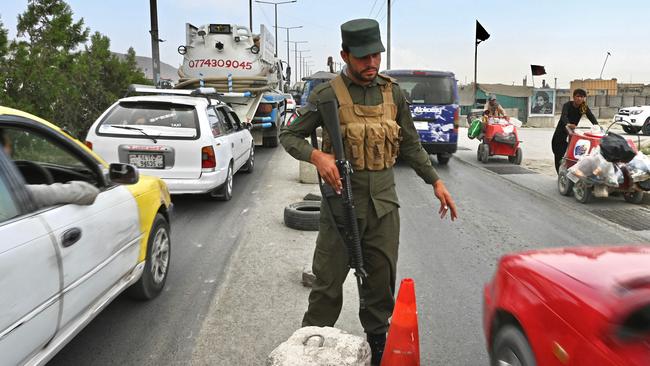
[109,163,139,185]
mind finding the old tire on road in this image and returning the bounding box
[284,201,321,231]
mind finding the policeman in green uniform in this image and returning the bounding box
[279,18,458,365]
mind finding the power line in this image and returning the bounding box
[378,0,396,22]
[255,3,274,26]
[373,0,386,19]
[368,0,380,17]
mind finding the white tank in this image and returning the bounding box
[177,23,282,91]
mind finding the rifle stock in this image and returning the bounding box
[312,100,368,310]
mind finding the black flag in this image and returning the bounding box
[531,65,546,76]
[476,20,490,44]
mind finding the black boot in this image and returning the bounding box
[366,333,386,366]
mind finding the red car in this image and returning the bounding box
[483,246,650,366]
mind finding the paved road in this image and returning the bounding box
[393,158,645,365]
[48,148,276,366]
[47,145,647,365]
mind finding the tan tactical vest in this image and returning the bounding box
[322,75,401,171]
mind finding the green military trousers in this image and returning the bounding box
[302,201,400,335]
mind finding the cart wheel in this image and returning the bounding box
[508,147,523,165]
[479,143,489,164]
[558,169,574,196]
[573,181,592,203]
[623,191,645,204]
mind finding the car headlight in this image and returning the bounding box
[631,110,643,115]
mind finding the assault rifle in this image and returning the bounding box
[310,99,368,310]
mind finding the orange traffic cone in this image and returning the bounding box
[381,278,420,366]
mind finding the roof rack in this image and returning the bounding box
[126,85,252,106]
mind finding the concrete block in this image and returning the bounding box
[267,326,371,366]
[598,107,619,120]
[299,160,319,184]
[526,116,555,128]
[608,96,622,108]
[587,96,596,106]
[504,108,519,119]
[623,96,635,107]
[302,264,315,287]
[634,96,646,106]
[590,108,600,118]
[595,95,607,107]
[556,97,570,113]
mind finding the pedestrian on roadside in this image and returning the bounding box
[279,18,457,366]
[551,88,599,173]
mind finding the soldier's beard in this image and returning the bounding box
[347,64,378,84]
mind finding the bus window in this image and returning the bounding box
[395,76,455,105]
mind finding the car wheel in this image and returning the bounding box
[284,201,320,231]
[622,125,639,135]
[211,162,233,201]
[623,191,644,204]
[492,325,536,366]
[436,154,451,165]
[241,144,255,173]
[643,118,650,136]
[557,167,574,196]
[573,180,592,203]
[128,213,170,300]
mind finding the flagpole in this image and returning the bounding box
[473,31,478,107]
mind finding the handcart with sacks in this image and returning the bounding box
[557,126,650,203]
[469,116,523,164]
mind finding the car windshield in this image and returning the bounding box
[392,75,455,105]
[97,101,199,139]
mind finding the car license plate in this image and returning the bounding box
[414,121,429,130]
[129,154,164,169]
[615,116,623,122]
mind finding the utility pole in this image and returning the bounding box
[256,0,297,57]
[249,0,253,31]
[288,41,307,81]
[276,26,302,85]
[300,54,311,80]
[387,0,391,69]
[149,0,161,86]
[599,51,611,79]
[297,49,310,80]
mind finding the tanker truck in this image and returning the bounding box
[176,23,287,147]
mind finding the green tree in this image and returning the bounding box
[0,18,10,104]
[1,0,152,137]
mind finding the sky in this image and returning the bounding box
[2,0,650,89]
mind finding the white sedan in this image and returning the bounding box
[0,106,172,365]
[86,87,255,200]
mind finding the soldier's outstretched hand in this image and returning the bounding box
[310,149,342,194]
[433,180,457,221]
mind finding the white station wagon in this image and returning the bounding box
[86,87,255,200]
